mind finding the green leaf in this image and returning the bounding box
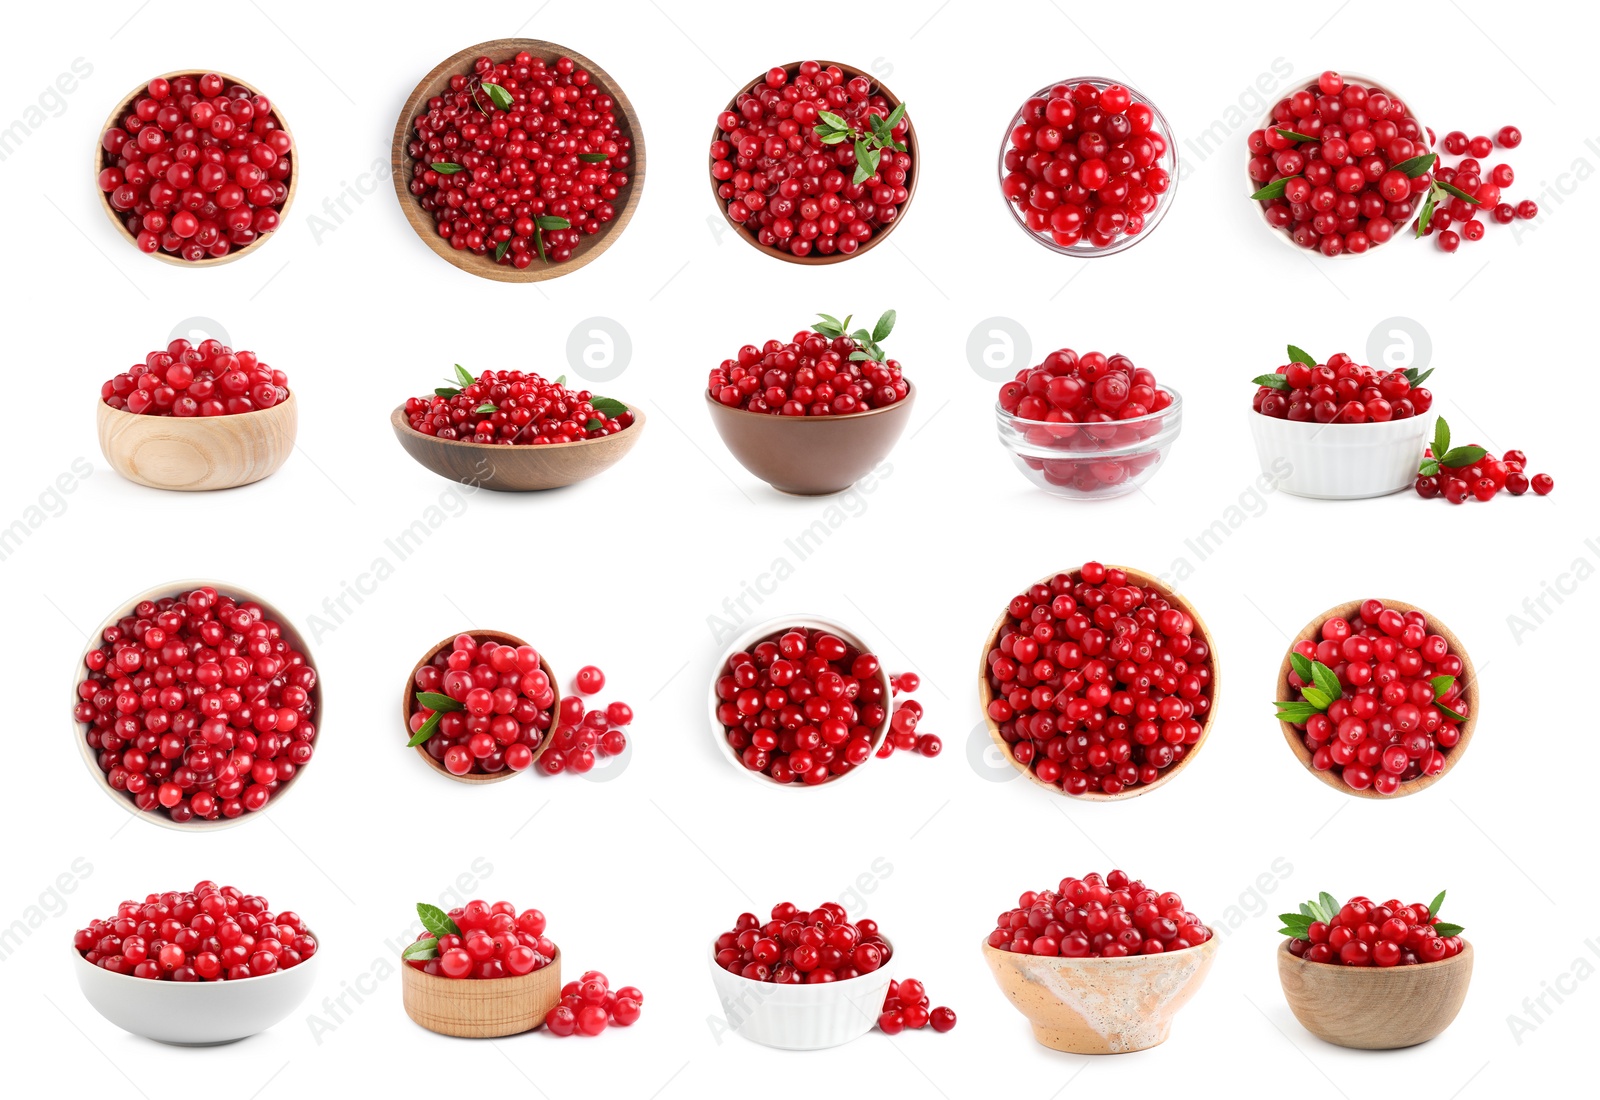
[1273,701,1323,723]
[590,397,628,418]
[493,240,510,263]
[1279,912,1313,929]
[585,417,603,431]
[1437,702,1467,722]
[578,152,609,162]
[883,102,906,132]
[1253,374,1292,391]
[1318,893,1340,922]
[1427,891,1446,920]
[812,321,844,338]
[1436,179,1481,204]
[1286,345,1317,367]
[872,309,896,343]
[1310,661,1341,702]
[1250,176,1296,202]
[853,140,880,185]
[1433,417,1451,461]
[1289,652,1314,683]
[1275,127,1316,142]
[534,225,548,264]
[849,350,871,361]
[416,691,462,712]
[454,364,475,388]
[1393,152,1439,178]
[1300,686,1333,711]
[868,113,888,137]
[817,110,849,131]
[417,903,460,939]
[431,162,464,174]
[402,937,439,961]
[1434,922,1464,936]
[1439,445,1487,468]
[482,82,513,111]
[475,402,497,415]
[434,387,461,398]
[405,708,443,748]
[815,127,849,145]
[1430,675,1456,699]
[555,375,567,386]
[1419,459,1441,477]
[891,141,907,152]
[536,215,571,231]
[1406,367,1434,387]
[1415,190,1439,237]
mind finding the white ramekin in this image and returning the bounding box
[707,943,895,1050]
[1249,412,1431,499]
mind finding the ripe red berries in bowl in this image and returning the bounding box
[73,583,320,830]
[981,564,1218,799]
[405,631,558,783]
[98,71,294,266]
[394,39,644,282]
[1001,78,1177,256]
[981,871,1219,1054]
[73,882,320,1044]
[996,349,1181,499]
[711,61,915,264]
[1275,598,1476,798]
[400,900,563,1037]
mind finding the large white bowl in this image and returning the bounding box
[73,942,320,1044]
[1250,412,1431,499]
[707,942,895,1050]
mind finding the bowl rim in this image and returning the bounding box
[1275,935,1472,973]
[708,59,918,266]
[96,68,296,268]
[994,384,1182,430]
[390,37,645,284]
[980,928,1220,966]
[977,564,1219,801]
[399,944,562,987]
[98,389,298,426]
[707,935,894,989]
[389,402,646,451]
[1276,597,1477,799]
[72,929,322,986]
[703,380,917,423]
[70,579,322,832]
[1246,405,1434,436]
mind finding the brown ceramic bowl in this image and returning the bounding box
[978,565,1219,800]
[709,60,918,265]
[96,70,296,267]
[402,947,562,1037]
[392,38,644,282]
[704,386,914,495]
[390,404,644,492]
[1276,939,1472,1048]
[1276,598,1477,798]
[403,629,558,784]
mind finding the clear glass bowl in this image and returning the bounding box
[995,388,1183,499]
[998,76,1179,258]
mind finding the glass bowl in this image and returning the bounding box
[995,388,1183,499]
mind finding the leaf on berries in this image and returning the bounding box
[493,240,510,263]
[1405,366,1434,387]
[555,375,567,386]
[1278,913,1313,936]
[853,141,880,186]
[817,110,849,132]
[475,402,497,415]
[1289,652,1315,682]
[883,102,907,132]
[1415,190,1439,237]
[482,82,513,111]
[872,309,896,343]
[1428,890,1446,920]
[405,709,443,748]
[434,387,461,398]
[1274,127,1316,142]
[534,225,548,264]
[1437,702,1467,722]
[1318,892,1340,921]
[1419,459,1441,477]
[1253,374,1293,390]
[416,691,463,712]
[431,162,464,174]
[1300,686,1334,710]
[1249,176,1297,202]
[590,397,628,417]
[417,902,461,939]
[1436,179,1482,203]
[1430,674,1456,699]
[1439,445,1486,467]
[1434,921,1464,936]
[1274,700,1323,723]
[453,364,475,388]
[813,314,845,338]
[585,418,603,431]
[814,126,848,145]
[402,937,439,961]
[1286,345,1317,367]
[1310,661,1341,702]
[1393,152,1439,178]
[578,152,609,162]
[536,216,572,231]
[1433,417,1452,462]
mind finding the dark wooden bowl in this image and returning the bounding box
[390,404,644,491]
[703,385,914,495]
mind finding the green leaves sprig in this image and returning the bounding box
[1273,651,1343,724]
[400,902,463,960]
[1410,154,1484,237]
[1277,890,1464,938]
[814,102,908,186]
[1430,674,1468,723]
[433,363,477,399]
[812,310,896,362]
[1419,416,1486,477]
[407,690,462,747]
[1250,344,1316,389]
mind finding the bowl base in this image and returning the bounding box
[1030,1020,1171,1055]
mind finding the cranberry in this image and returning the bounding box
[1284,890,1464,967]
[1252,349,1430,423]
[1496,125,1522,148]
[406,899,562,990]
[404,366,633,445]
[715,901,891,984]
[1414,423,1553,504]
[102,340,287,416]
[76,882,316,980]
[710,313,910,416]
[878,977,956,1035]
[988,871,1212,957]
[1532,473,1554,495]
[407,633,554,777]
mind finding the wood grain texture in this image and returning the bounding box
[391,39,645,283]
[401,948,562,1038]
[703,384,915,495]
[390,404,645,491]
[1276,598,1477,798]
[1276,939,1472,1049]
[98,393,297,491]
[977,566,1220,801]
[96,70,296,268]
[708,60,918,265]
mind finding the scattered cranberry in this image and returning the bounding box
[878,977,956,1035]
[1496,125,1522,148]
[875,673,942,760]
[1417,121,1535,250]
[1253,349,1431,424]
[408,634,554,776]
[538,671,632,776]
[1414,421,1553,504]
[1516,199,1538,219]
[987,870,1212,957]
[541,971,643,1036]
[715,901,891,983]
[103,338,287,417]
[404,366,633,444]
[709,312,910,416]
[1284,891,1464,966]
[76,882,316,980]
[405,899,556,981]
[1532,472,1554,495]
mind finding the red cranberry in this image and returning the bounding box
[408,634,554,777]
[989,871,1212,957]
[404,367,633,444]
[406,899,560,986]
[878,977,956,1035]
[76,882,316,980]
[102,340,287,416]
[716,901,891,984]
[1284,891,1463,966]
[710,314,910,416]
[1414,427,1553,504]
[1252,349,1430,424]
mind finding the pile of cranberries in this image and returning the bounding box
[403,368,633,444]
[711,62,912,258]
[1249,70,1427,256]
[985,564,1213,796]
[875,672,941,759]
[1284,892,1464,966]
[709,328,909,416]
[715,901,892,983]
[409,634,555,776]
[99,73,292,262]
[1251,351,1431,423]
[878,978,956,1034]
[103,338,287,417]
[405,899,556,980]
[405,52,633,268]
[538,665,634,776]
[988,871,1212,957]
[1279,600,1469,795]
[545,972,644,1036]
[1421,126,1536,251]
[76,882,316,980]
[75,587,317,823]
[1417,443,1553,503]
[1002,81,1172,250]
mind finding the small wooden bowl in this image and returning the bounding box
[390,405,645,492]
[1277,939,1472,1048]
[978,566,1220,800]
[1276,598,1477,798]
[401,948,562,1038]
[96,70,296,267]
[709,60,918,265]
[392,39,645,282]
[403,629,558,784]
[704,385,914,495]
[97,393,297,491]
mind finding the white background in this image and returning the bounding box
[0,0,1594,1095]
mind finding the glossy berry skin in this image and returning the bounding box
[574,666,606,695]
[1413,445,1553,504]
[716,901,890,985]
[878,977,956,1036]
[405,369,633,445]
[103,340,286,417]
[989,871,1211,957]
[407,898,555,982]
[711,329,910,416]
[409,634,554,777]
[1253,351,1429,424]
[1285,892,1463,967]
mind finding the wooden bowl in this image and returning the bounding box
[391,39,645,282]
[403,629,558,784]
[982,933,1220,1054]
[96,70,296,267]
[97,393,297,491]
[704,385,914,496]
[390,404,644,492]
[402,947,562,1037]
[978,566,1220,800]
[1276,598,1477,798]
[709,60,919,265]
[1276,938,1472,1048]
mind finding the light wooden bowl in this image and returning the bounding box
[403,629,558,784]
[978,566,1219,800]
[1276,598,1477,798]
[401,948,562,1038]
[710,60,918,265]
[982,933,1220,1054]
[390,404,645,492]
[1276,938,1472,1048]
[96,70,296,267]
[97,393,297,491]
[392,39,645,282]
[704,385,915,496]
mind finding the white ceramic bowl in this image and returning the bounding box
[707,942,895,1050]
[708,615,893,790]
[73,942,320,1044]
[1250,411,1431,499]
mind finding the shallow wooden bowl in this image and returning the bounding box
[402,948,562,1038]
[1277,938,1472,1048]
[392,38,645,282]
[97,393,297,491]
[403,629,558,784]
[709,60,918,265]
[704,385,914,495]
[96,69,296,267]
[978,565,1220,801]
[390,404,644,492]
[1276,598,1477,798]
